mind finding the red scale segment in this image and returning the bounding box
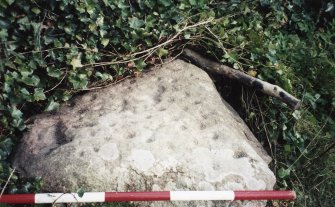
[0,194,35,204]
[234,191,296,200]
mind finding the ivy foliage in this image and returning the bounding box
[0,0,334,206]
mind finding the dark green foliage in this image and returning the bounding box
[0,0,334,206]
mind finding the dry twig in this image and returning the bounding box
[0,168,15,198]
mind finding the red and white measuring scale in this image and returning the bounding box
[0,190,296,204]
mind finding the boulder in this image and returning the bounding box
[13,60,275,207]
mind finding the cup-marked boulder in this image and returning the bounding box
[13,60,275,207]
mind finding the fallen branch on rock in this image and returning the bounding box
[182,49,301,110]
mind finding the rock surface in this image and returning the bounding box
[13,60,275,207]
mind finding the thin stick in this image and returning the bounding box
[130,18,213,57]
[79,76,131,91]
[0,168,15,198]
[289,111,331,169]
[45,70,68,93]
[255,95,274,158]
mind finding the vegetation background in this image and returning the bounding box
[0,0,334,206]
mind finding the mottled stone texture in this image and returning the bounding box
[13,60,275,207]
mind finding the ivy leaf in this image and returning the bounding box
[77,188,85,198]
[0,29,8,39]
[0,18,11,29]
[68,73,88,89]
[184,33,191,39]
[8,107,25,130]
[71,56,83,69]
[10,107,23,120]
[31,7,41,14]
[0,138,14,159]
[278,167,291,179]
[5,61,15,69]
[292,110,301,120]
[224,52,238,63]
[95,72,113,81]
[158,0,172,7]
[129,17,144,29]
[48,0,56,10]
[189,0,197,6]
[134,59,146,71]
[157,48,168,57]
[247,70,257,77]
[20,88,33,102]
[34,88,46,101]
[12,118,26,131]
[45,100,60,112]
[99,29,107,37]
[89,23,97,31]
[96,16,104,26]
[101,38,109,47]
[6,0,15,5]
[47,67,63,78]
[21,75,40,86]
[284,145,291,152]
